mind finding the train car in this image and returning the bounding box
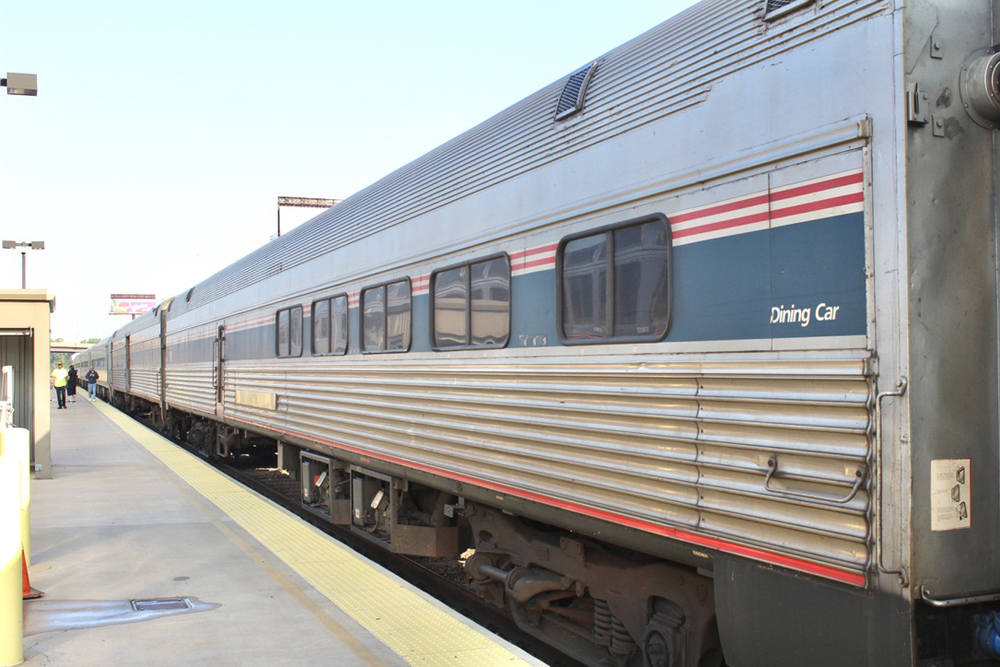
[90,338,111,400]
[73,338,111,400]
[94,0,1000,664]
[128,308,164,407]
[107,307,166,411]
[70,348,89,387]
[108,327,127,397]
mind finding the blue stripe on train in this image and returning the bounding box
[670,212,866,341]
[202,211,868,358]
[512,211,866,346]
[669,212,866,341]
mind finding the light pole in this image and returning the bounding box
[1,79,41,288]
[0,69,36,667]
[2,241,44,288]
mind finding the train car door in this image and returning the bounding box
[124,335,131,392]
[212,325,225,414]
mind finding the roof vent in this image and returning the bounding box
[555,61,598,121]
[763,0,814,20]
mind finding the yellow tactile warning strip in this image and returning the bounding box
[95,402,534,665]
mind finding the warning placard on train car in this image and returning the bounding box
[930,458,971,531]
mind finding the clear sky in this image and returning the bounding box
[0,0,700,342]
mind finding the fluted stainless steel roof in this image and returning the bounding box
[167,0,886,318]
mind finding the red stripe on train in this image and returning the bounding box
[770,192,864,220]
[769,171,863,203]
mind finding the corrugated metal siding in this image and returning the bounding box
[110,339,128,391]
[128,368,160,403]
[168,0,888,316]
[165,365,216,416]
[222,354,873,576]
[127,329,161,403]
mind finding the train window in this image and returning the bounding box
[277,310,290,355]
[312,299,330,354]
[613,222,670,337]
[290,306,303,357]
[331,295,348,354]
[472,257,510,345]
[562,235,608,339]
[363,286,384,351]
[432,255,510,349]
[312,294,348,355]
[433,266,468,347]
[558,215,671,344]
[276,305,303,357]
[362,279,411,353]
[386,281,411,351]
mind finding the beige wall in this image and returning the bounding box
[0,290,55,479]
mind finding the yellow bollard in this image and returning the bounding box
[0,429,30,567]
[0,455,23,666]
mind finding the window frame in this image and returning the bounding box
[555,213,672,346]
[275,305,304,358]
[430,253,511,351]
[361,278,412,354]
[311,293,349,356]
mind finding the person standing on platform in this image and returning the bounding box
[85,367,99,401]
[51,362,68,409]
[67,365,79,403]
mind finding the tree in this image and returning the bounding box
[49,352,73,371]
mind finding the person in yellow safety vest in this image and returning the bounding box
[51,362,69,409]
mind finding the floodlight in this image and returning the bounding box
[3,73,37,96]
[2,239,45,288]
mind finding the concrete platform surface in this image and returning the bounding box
[20,396,539,666]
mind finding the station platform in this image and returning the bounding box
[21,396,541,666]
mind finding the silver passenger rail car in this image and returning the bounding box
[74,338,111,401]
[102,1,1000,665]
[108,308,164,411]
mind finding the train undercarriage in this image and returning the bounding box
[462,507,724,667]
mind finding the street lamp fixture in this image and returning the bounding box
[2,240,45,288]
[1,73,37,96]
[276,196,340,238]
